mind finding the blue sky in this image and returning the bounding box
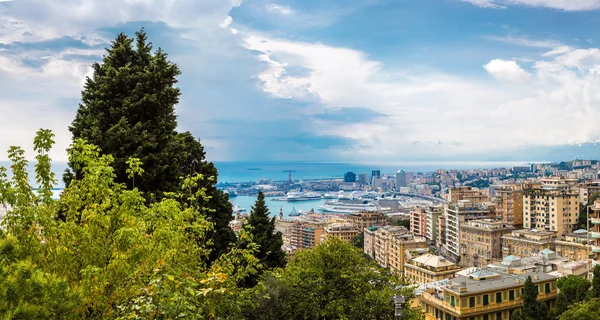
[2,0,600,163]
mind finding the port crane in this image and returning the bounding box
[283,169,296,183]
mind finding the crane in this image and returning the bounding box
[283,169,296,183]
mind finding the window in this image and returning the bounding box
[545,283,551,293]
[496,292,502,303]
[509,290,515,301]
[483,315,488,320]
[497,311,503,320]
[470,297,475,308]
[483,294,489,306]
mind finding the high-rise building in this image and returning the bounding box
[496,184,525,227]
[357,173,369,186]
[396,170,408,188]
[343,171,356,183]
[444,201,495,260]
[459,219,514,267]
[424,206,443,243]
[523,177,580,235]
[586,199,600,260]
[371,176,383,189]
[410,208,427,238]
[371,170,381,181]
[448,186,489,203]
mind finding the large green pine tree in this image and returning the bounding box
[65,29,235,260]
[242,191,286,282]
[592,264,600,299]
[513,276,549,320]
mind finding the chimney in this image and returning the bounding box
[459,281,467,293]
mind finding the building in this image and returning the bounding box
[388,233,429,275]
[357,173,369,186]
[364,225,411,268]
[419,269,558,320]
[448,186,488,204]
[554,230,591,261]
[322,223,360,243]
[371,176,383,190]
[346,211,386,231]
[343,172,356,183]
[396,170,408,188]
[425,206,443,243]
[495,184,525,227]
[444,201,495,260]
[371,170,381,181]
[523,180,580,235]
[502,229,556,258]
[404,254,463,284]
[588,199,600,260]
[410,208,428,238]
[459,219,514,267]
[287,220,327,250]
[580,180,600,204]
[437,215,446,248]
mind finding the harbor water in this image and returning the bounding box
[231,195,326,218]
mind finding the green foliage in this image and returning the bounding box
[464,178,491,189]
[558,298,600,320]
[549,275,591,319]
[239,191,285,287]
[351,232,364,249]
[65,29,235,260]
[513,276,549,320]
[592,265,600,299]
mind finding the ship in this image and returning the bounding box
[318,198,379,214]
[275,191,322,202]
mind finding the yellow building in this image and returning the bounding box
[502,229,555,258]
[587,199,600,260]
[459,219,514,267]
[495,184,525,227]
[523,179,580,235]
[419,270,558,320]
[364,225,410,265]
[388,234,429,275]
[322,223,360,243]
[346,211,386,230]
[404,254,463,284]
[286,220,327,251]
[554,230,591,261]
[449,186,489,204]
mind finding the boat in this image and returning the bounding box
[224,189,237,198]
[318,198,379,214]
[276,191,322,202]
[289,207,301,217]
[232,204,247,214]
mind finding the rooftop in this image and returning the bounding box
[411,254,456,268]
[444,270,558,295]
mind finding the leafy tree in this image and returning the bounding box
[64,29,235,260]
[558,298,600,320]
[592,264,600,299]
[549,275,591,319]
[0,131,260,319]
[276,237,421,320]
[351,232,364,249]
[512,276,549,320]
[239,191,286,286]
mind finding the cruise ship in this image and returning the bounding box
[318,198,379,214]
[275,191,322,202]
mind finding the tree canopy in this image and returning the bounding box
[512,276,549,320]
[64,29,235,260]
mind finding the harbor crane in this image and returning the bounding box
[283,169,296,183]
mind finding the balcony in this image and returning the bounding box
[593,246,600,253]
[591,232,600,239]
[591,218,600,225]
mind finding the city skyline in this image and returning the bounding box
[3,1,600,162]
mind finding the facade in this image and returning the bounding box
[444,201,495,259]
[419,270,558,320]
[410,208,428,238]
[448,186,488,204]
[343,172,356,183]
[459,219,514,267]
[287,220,327,250]
[523,180,580,235]
[554,230,591,261]
[587,199,600,260]
[425,206,443,243]
[396,170,408,188]
[322,223,360,243]
[437,215,447,248]
[388,234,429,275]
[364,225,410,268]
[357,173,369,186]
[495,184,525,227]
[371,176,383,190]
[501,229,555,258]
[346,211,386,231]
[371,170,381,181]
[404,254,463,284]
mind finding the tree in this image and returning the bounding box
[240,191,286,286]
[558,299,600,320]
[351,232,364,249]
[549,275,591,319]
[64,29,235,260]
[592,264,600,299]
[276,237,421,320]
[512,276,549,320]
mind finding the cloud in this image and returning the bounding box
[266,4,293,15]
[461,0,600,11]
[543,46,573,56]
[485,35,562,48]
[484,59,531,82]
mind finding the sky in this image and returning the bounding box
[2,0,600,163]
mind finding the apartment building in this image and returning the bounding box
[444,201,495,260]
[388,233,429,275]
[286,220,327,250]
[346,211,386,231]
[322,223,360,243]
[459,219,514,267]
[587,199,600,260]
[580,180,600,204]
[502,229,555,258]
[419,270,558,320]
[437,215,446,248]
[425,205,443,243]
[404,254,463,284]
[523,180,580,235]
[554,230,591,261]
[410,208,427,238]
[495,184,525,227]
[448,186,488,204]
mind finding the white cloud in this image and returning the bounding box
[543,46,573,56]
[462,0,600,11]
[485,35,561,48]
[266,4,293,15]
[484,59,531,82]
